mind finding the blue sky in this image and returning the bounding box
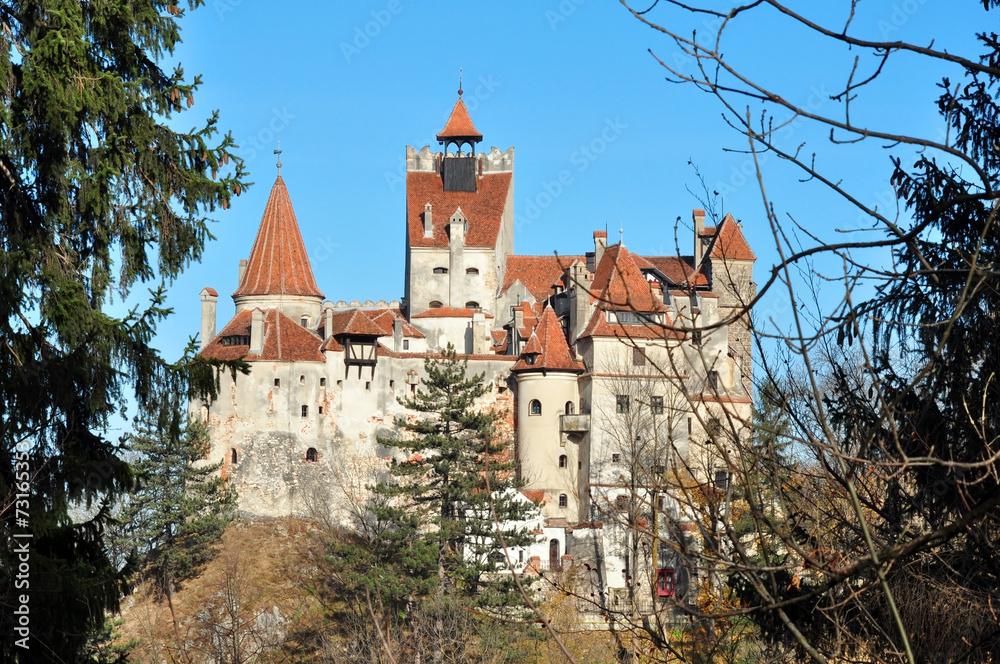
[145,0,986,368]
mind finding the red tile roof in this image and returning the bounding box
[591,245,667,313]
[233,177,324,299]
[521,490,545,504]
[436,97,483,142]
[200,308,325,362]
[325,309,385,337]
[502,255,586,301]
[707,214,756,261]
[406,171,512,248]
[202,287,218,296]
[577,307,685,341]
[634,255,708,287]
[512,306,585,373]
[364,308,426,339]
[411,307,494,319]
[490,330,509,353]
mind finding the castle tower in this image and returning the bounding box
[404,90,515,334]
[512,306,586,520]
[232,176,324,327]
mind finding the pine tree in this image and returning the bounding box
[376,346,537,608]
[115,393,236,595]
[0,1,247,659]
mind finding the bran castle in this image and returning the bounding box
[193,91,755,597]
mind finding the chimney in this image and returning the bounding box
[513,305,525,353]
[323,303,334,341]
[200,287,218,349]
[238,259,248,285]
[693,209,706,267]
[594,231,607,268]
[250,309,264,352]
[471,311,488,355]
[568,261,590,344]
[393,317,404,352]
[423,202,433,238]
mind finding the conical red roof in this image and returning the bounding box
[233,176,324,299]
[512,307,585,373]
[436,97,483,142]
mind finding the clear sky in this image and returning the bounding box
[145,0,986,369]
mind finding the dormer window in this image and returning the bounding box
[300,316,308,328]
[465,301,479,310]
[433,267,448,275]
[220,335,250,347]
[429,301,443,309]
[466,267,479,275]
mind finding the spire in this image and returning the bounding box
[512,307,585,373]
[233,176,324,299]
[436,96,483,145]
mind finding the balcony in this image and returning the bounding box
[560,414,591,434]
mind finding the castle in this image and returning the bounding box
[194,90,755,597]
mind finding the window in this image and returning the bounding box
[714,470,731,491]
[301,405,308,417]
[320,377,326,387]
[707,370,720,392]
[230,448,238,464]
[558,494,568,508]
[529,399,542,416]
[429,300,443,309]
[632,347,646,366]
[559,455,568,468]
[653,464,665,476]
[299,375,305,384]
[687,417,692,437]
[389,380,395,389]
[691,329,703,346]
[616,395,630,413]
[337,379,343,388]
[274,378,280,387]
[433,267,448,274]
[220,335,250,347]
[300,317,308,328]
[651,396,664,414]
[403,339,409,350]
[365,381,371,392]
[612,453,621,463]
[578,461,582,469]
[318,406,324,414]
[466,267,479,275]
[615,495,629,512]
[616,310,647,325]
[465,301,479,309]
[565,401,574,415]
[657,568,676,597]
[657,495,665,510]
[306,447,317,462]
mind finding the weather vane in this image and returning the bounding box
[274,140,282,175]
[458,67,463,97]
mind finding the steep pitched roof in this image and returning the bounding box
[364,308,425,339]
[577,307,685,341]
[502,255,586,301]
[326,309,385,337]
[406,171,512,249]
[634,255,708,287]
[591,245,667,313]
[707,214,756,261]
[200,308,325,362]
[436,97,483,142]
[233,177,324,299]
[512,307,585,373]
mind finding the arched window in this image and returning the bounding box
[306,447,317,462]
[429,300,443,309]
[230,448,238,464]
[564,401,575,415]
[529,399,542,416]
[558,494,568,507]
[466,267,479,275]
[433,267,448,274]
[465,301,479,309]
[559,455,568,468]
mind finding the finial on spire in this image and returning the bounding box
[619,221,624,245]
[458,67,463,97]
[274,140,282,175]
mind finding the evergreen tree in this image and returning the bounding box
[115,393,236,595]
[376,345,537,608]
[0,1,247,659]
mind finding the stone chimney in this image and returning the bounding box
[200,287,218,350]
[250,309,265,352]
[423,202,433,238]
[449,208,466,307]
[693,209,706,267]
[323,303,334,341]
[568,261,590,344]
[393,317,404,352]
[594,230,607,268]
[471,311,488,355]
[238,258,248,285]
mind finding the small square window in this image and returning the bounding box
[320,377,326,387]
[318,406,324,414]
[274,378,280,387]
[365,381,371,392]
[390,380,395,389]
[616,395,630,413]
[691,329,703,346]
[612,453,621,463]
[558,494,568,508]
[299,375,305,384]
[615,495,629,512]
[301,405,308,417]
[403,339,410,350]
[651,396,664,415]
[707,370,720,392]
[632,347,646,366]
[337,380,343,388]
[578,461,582,469]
